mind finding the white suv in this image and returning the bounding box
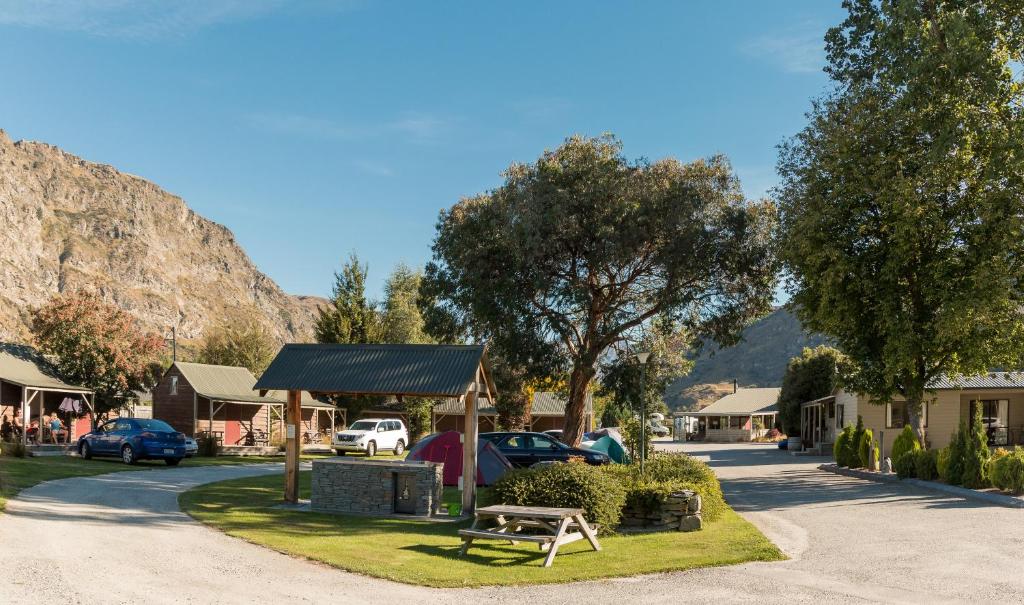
[333,418,408,457]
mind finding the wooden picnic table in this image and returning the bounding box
[458,504,601,567]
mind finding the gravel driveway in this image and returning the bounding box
[1,445,1022,604]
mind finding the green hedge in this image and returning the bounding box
[834,425,856,467]
[891,425,921,463]
[988,449,1024,494]
[491,462,627,534]
[634,453,727,522]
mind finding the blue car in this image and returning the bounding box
[78,418,187,465]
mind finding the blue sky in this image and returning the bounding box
[0,0,846,300]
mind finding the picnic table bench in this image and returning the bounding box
[458,505,601,567]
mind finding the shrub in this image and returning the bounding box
[894,451,917,478]
[961,402,991,489]
[914,449,939,481]
[891,425,921,464]
[936,446,951,480]
[944,423,968,485]
[621,416,654,463]
[872,444,880,469]
[637,453,727,522]
[1,440,26,458]
[834,425,855,467]
[197,434,221,457]
[492,461,627,534]
[857,428,874,469]
[989,449,1024,494]
[850,416,866,468]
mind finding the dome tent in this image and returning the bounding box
[407,430,513,486]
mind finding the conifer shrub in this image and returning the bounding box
[944,423,968,485]
[834,425,855,467]
[857,427,874,469]
[914,449,939,481]
[850,416,866,468]
[961,402,991,489]
[891,424,921,464]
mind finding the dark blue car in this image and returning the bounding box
[78,418,187,465]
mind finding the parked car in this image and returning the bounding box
[542,429,563,441]
[649,423,670,437]
[333,418,408,456]
[481,431,610,467]
[184,436,198,458]
[78,418,187,465]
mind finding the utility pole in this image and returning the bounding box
[636,351,651,474]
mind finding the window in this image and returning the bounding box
[503,436,528,449]
[169,376,178,396]
[729,416,744,429]
[529,435,564,450]
[709,417,721,430]
[970,400,1008,429]
[836,404,845,429]
[887,401,928,428]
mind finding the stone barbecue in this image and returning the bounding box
[311,458,444,517]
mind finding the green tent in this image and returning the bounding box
[587,434,629,464]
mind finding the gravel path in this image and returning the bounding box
[2,444,1022,604]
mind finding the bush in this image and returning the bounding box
[944,423,968,485]
[857,428,874,469]
[621,416,654,463]
[894,451,917,478]
[961,402,991,489]
[936,446,951,480]
[0,440,26,458]
[891,425,921,464]
[197,434,221,457]
[492,461,627,534]
[834,425,855,467]
[850,416,866,468]
[989,449,1024,494]
[914,449,939,481]
[636,453,727,522]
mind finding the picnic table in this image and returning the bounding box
[458,504,601,567]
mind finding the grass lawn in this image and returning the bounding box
[180,472,784,587]
[0,450,399,511]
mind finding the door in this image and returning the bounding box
[223,404,241,446]
[528,434,571,463]
[500,435,533,467]
[93,420,117,453]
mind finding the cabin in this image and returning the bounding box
[677,387,780,442]
[152,361,336,450]
[431,391,593,433]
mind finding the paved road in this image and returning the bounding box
[2,445,1022,604]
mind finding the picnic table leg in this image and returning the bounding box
[460,516,481,556]
[574,514,601,552]
[542,518,571,568]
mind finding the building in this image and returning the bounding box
[802,373,1024,457]
[0,342,95,450]
[152,361,336,447]
[431,391,593,433]
[678,387,780,442]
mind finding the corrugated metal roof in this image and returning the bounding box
[175,361,282,404]
[928,372,1024,390]
[686,387,780,416]
[254,344,491,397]
[431,391,590,417]
[0,342,92,393]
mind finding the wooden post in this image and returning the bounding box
[285,389,301,503]
[20,386,27,447]
[461,371,479,513]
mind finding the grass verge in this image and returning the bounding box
[180,471,784,587]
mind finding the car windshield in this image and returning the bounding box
[348,421,378,431]
[135,419,175,432]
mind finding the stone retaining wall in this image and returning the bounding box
[620,490,703,532]
[311,458,443,517]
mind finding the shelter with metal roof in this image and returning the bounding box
[676,387,780,442]
[152,361,337,450]
[0,342,95,448]
[254,343,495,511]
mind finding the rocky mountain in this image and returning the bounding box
[0,130,324,344]
[665,307,828,410]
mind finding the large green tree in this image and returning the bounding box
[599,318,692,420]
[424,135,778,445]
[380,263,428,344]
[314,253,381,345]
[196,317,278,376]
[777,0,1024,446]
[31,291,165,414]
[777,345,848,437]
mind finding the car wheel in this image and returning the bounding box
[366,441,377,457]
[165,457,182,466]
[79,441,92,460]
[121,445,137,465]
[393,440,405,456]
[335,449,346,456]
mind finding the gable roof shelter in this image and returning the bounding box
[176,361,282,405]
[687,387,781,416]
[0,342,94,447]
[677,387,781,443]
[255,343,496,510]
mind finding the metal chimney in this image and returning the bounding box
[733,379,738,393]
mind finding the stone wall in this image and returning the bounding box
[311,458,443,517]
[620,490,703,532]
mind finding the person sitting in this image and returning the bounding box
[12,411,23,440]
[1,416,12,442]
[49,415,65,444]
[26,419,39,444]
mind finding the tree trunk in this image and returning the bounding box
[562,360,597,446]
[907,394,927,449]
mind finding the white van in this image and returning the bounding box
[332,418,408,456]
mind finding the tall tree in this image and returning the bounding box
[314,253,381,345]
[31,291,165,414]
[381,263,428,344]
[197,317,278,375]
[777,346,848,437]
[424,135,778,445]
[777,0,1024,445]
[599,318,693,419]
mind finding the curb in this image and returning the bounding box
[818,463,1024,509]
